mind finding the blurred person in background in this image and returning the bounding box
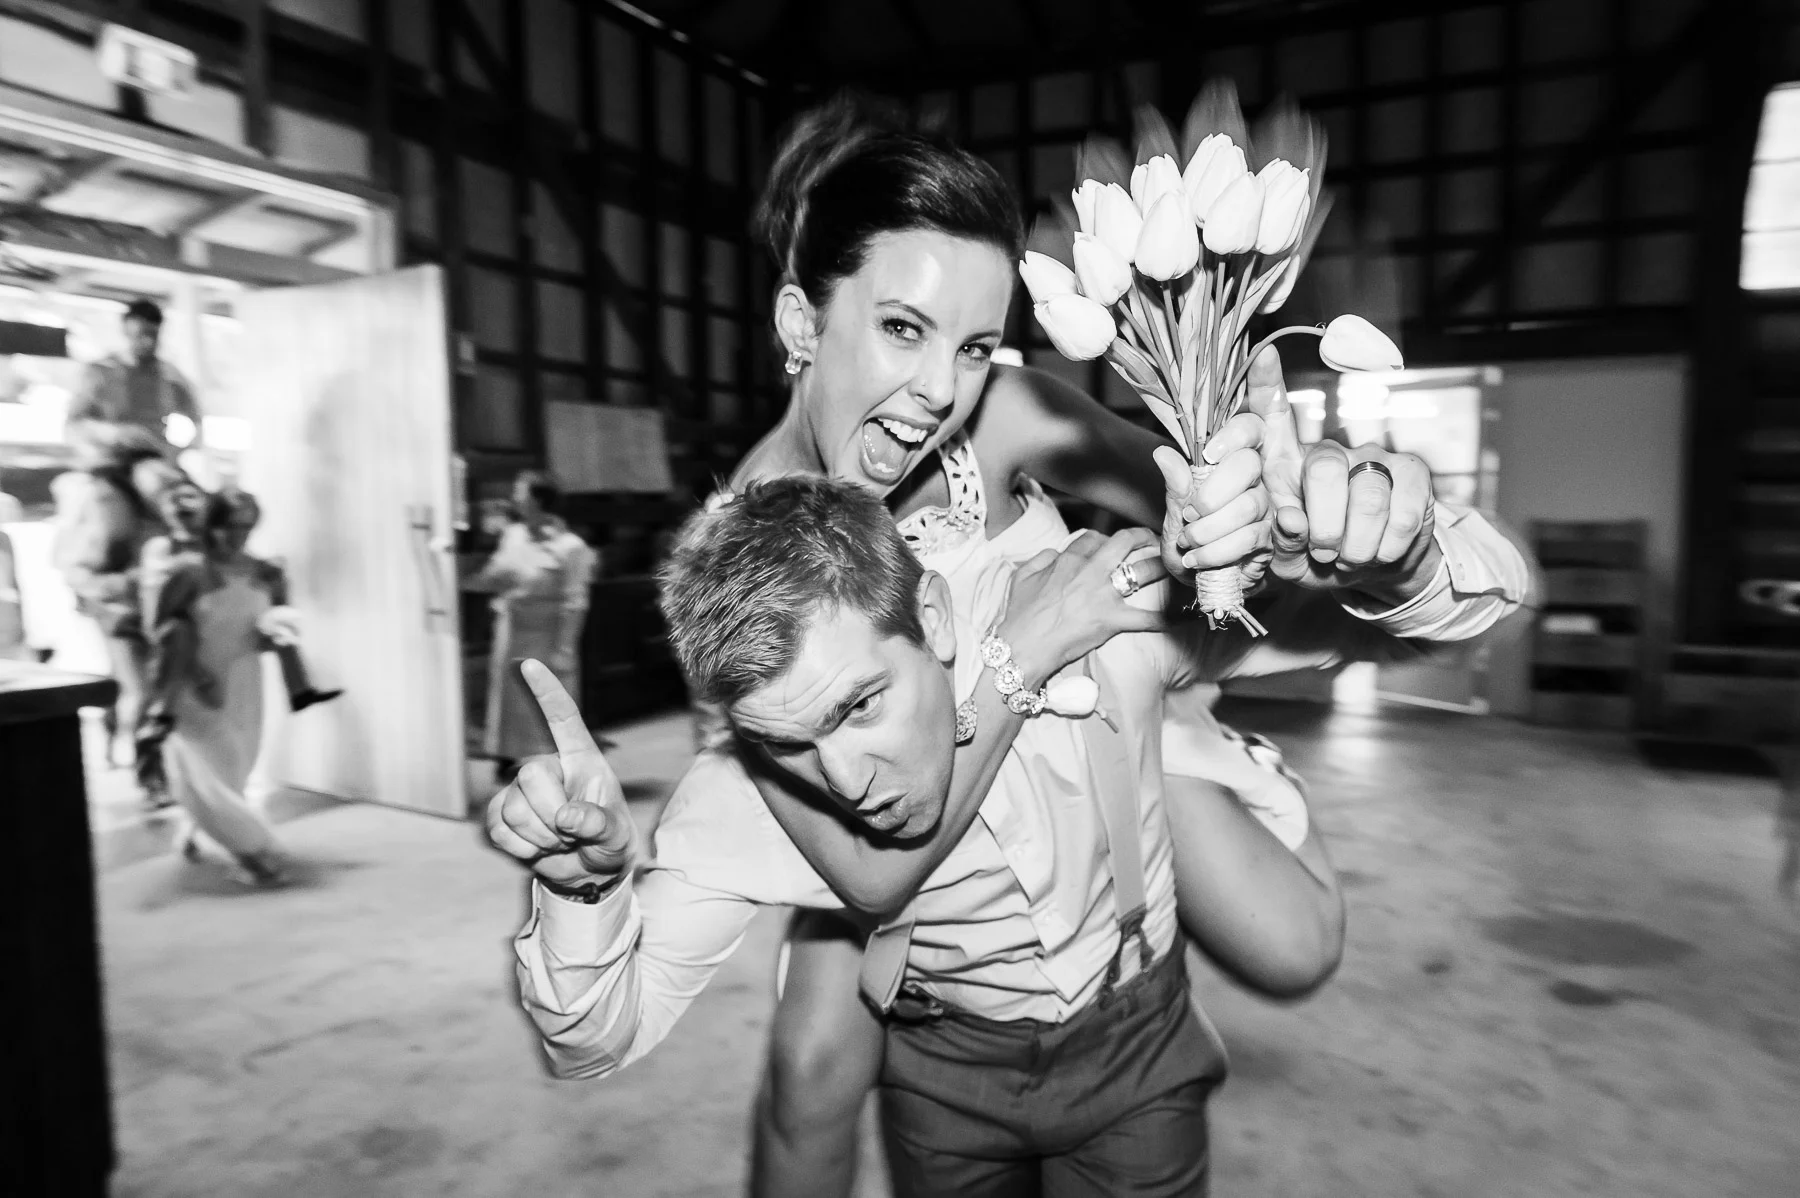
[0,466,26,661]
[468,471,597,781]
[138,474,340,790]
[52,428,181,805]
[0,529,28,662]
[143,487,304,886]
[65,298,205,470]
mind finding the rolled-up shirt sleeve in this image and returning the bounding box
[1163,503,1536,686]
[513,868,760,1081]
[1339,505,1536,642]
[512,748,835,1081]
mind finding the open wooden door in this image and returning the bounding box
[235,266,464,817]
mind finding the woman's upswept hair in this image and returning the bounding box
[657,475,925,708]
[751,91,1024,309]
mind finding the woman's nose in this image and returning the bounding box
[911,347,956,413]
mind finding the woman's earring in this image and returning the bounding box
[784,349,807,376]
[954,698,977,745]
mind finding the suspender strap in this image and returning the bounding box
[1078,656,1152,998]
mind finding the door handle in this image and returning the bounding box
[406,503,450,627]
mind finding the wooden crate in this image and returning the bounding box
[1529,691,1635,731]
[1531,520,1646,569]
[1527,520,1647,731]
[1531,631,1640,669]
[1542,568,1644,607]
[1660,673,1800,744]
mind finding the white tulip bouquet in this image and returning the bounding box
[1024,84,1404,634]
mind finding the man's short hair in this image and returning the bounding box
[123,299,164,326]
[516,469,562,516]
[657,475,925,707]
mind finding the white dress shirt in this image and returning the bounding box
[512,505,1531,1080]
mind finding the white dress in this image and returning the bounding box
[160,560,280,859]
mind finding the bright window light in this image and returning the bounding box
[202,415,251,452]
[1337,376,1390,405]
[1743,82,1800,292]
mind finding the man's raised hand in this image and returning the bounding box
[1243,346,1441,604]
[484,660,635,889]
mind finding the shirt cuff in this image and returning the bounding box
[1344,506,1528,642]
[532,876,638,966]
[1351,554,1459,638]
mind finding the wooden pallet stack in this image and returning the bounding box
[1528,520,1647,731]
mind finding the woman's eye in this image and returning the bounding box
[882,319,922,342]
[961,342,995,364]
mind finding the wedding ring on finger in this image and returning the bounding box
[1346,460,1395,488]
[1110,560,1142,599]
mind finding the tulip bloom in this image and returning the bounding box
[1019,251,1079,304]
[1201,171,1264,255]
[1034,294,1117,360]
[1255,160,1311,255]
[1130,154,1184,213]
[1092,183,1143,264]
[1073,233,1133,305]
[1319,314,1404,372]
[1134,193,1200,282]
[1072,178,1105,236]
[1183,134,1249,224]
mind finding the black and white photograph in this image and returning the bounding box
[1,1,1796,1195]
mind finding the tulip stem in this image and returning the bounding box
[1219,325,1324,409]
[1117,301,1175,396]
[1160,284,1182,397]
[1211,272,1240,434]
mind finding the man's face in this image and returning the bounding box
[124,316,160,364]
[728,579,959,840]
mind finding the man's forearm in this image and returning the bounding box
[1165,775,1344,998]
[514,863,761,1080]
[515,878,651,1080]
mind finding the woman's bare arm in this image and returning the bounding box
[971,364,1169,527]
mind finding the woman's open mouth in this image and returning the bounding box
[860,415,932,485]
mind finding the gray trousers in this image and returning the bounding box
[879,950,1226,1197]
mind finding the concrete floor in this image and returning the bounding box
[95,700,1800,1197]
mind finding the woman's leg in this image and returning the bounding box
[751,910,888,1198]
